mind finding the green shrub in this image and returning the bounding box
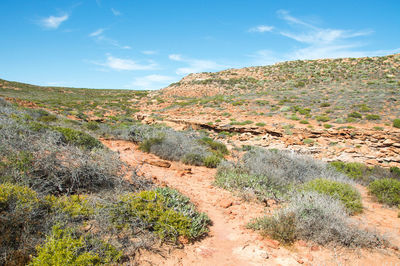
[330,161,369,182]
[368,178,400,206]
[249,212,296,244]
[198,137,229,156]
[139,137,164,152]
[299,120,309,124]
[302,178,363,214]
[53,127,103,150]
[110,191,193,241]
[28,121,50,132]
[45,194,93,218]
[37,114,58,123]
[203,155,221,168]
[30,225,121,265]
[215,168,289,201]
[348,112,362,119]
[155,187,210,239]
[249,192,384,247]
[86,121,100,131]
[315,115,330,122]
[182,153,206,166]
[393,119,400,128]
[298,108,311,115]
[320,102,330,107]
[390,167,400,177]
[256,122,266,127]
[0,183,39,211]
[366,114,381,120]
[0,184,51,265]
[324,124,333,129]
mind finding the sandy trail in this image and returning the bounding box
[102,139,400,265]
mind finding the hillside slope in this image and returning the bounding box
[162,53,400,98]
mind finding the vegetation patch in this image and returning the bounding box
[368,178,400,206]
[330,161,400,185]
[393,119,400,128]
[215,148,349,201]
[109,189,209,242]
[129,124,227,167]
[301,178,363,214]
[248,192,385,247]
[30,225,122,265]
[53,126,103,150]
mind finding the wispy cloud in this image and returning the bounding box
[111,8,121,16]
[94,54,157,71]
[89,28,131,49]
[248,10,393,65]
[249,25,274,33]
[277,10,374,60]
[169,54,225,75]
[130,74,175,90]
[40,14,69,29]
[89,28,105,37]
[142,50,158,55]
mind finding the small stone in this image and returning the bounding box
[310,245,320,251]
[265,239,280,249]
[144,159,171,168]
[219,199,233,208]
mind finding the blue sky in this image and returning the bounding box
[1,0,399,90]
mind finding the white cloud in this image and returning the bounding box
[142,50,158,55]
[40,14,69,29]
[248,10,390,64]
[276,10,374,60]
[96,54,157,71]
[89,28,105,37]
[168,54,225,75]
[249,25,274,33]
[111,8,121,16]
[89,29,131,49]
[130,74,176,89]
[169,54,183,61]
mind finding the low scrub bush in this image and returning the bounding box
[368,178,400,206]
[348,112,362,119]
[215,166,289,201]
[216,148,349,201]
[393,119,400,128]
[45,194,93,219]
[249,192,385,247]
[315,115,330,122]
[155,187,211,239]
[302,178,363,214]
[86,121,100,131]
[366,114,381,120]
[198,137,229,156]
[329,161,399,185]
[108,190,209,242]
[129,124,225,167]
[391,166,400,177]
[53,126,103,150]
[0,183,52,265]
[30,225,122,265]
[204,155,222,168]
[329,161,370,183]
